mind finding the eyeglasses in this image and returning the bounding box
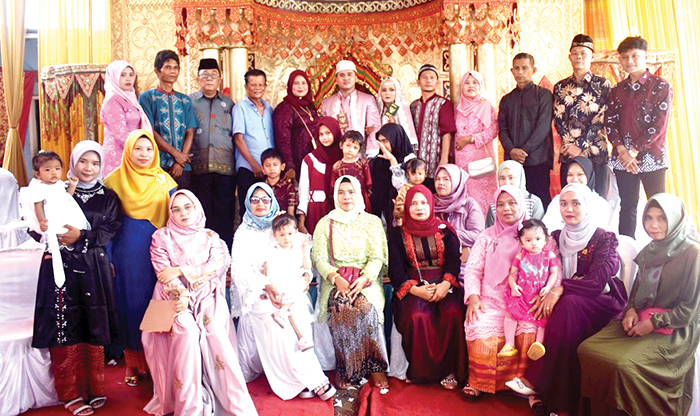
[199,72,220,79]
[171,204,194,215]
[250,196,272,205]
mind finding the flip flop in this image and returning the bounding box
[497,344,519,357]
[527,342,546,361]
[87,396,107,409]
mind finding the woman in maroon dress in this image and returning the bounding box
[388,185,467,388]
[273,70,318,177]
[297,116,343,235]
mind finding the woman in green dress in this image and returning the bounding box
[312,175,389,391]
[578,193,700,416]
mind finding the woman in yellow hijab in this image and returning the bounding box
[105,129,177,386]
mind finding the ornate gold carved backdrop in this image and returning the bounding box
[111,0,581,106]
[111,0,202,95]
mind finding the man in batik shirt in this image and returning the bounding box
[607,36,673,238]
[139,49,198,189]
[554,34,612,197]
[410,63,456,191]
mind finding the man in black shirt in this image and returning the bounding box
[498,52,554,206]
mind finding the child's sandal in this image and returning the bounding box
[497,344,518,357]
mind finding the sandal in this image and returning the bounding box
[461,384,481,402]
[314,382,337,401]
[527,342,546,361]
[506,377,537,396]
[440,374,458,390]
[64,397,94,416]
[87,396,106,409]
[528,395,548,416]
[297,388,315,399]
[497,344,518,357]
[124,375,142,387]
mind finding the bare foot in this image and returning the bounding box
[370,372,389,389]
[334,373,352,389]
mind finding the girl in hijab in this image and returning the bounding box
[143,190,257,415]
[462,185,534,400]
[579,194,700,416]
[371,123,416,226]
[376,76,418,150]
[105,129,177,387]
[389,185,467,388]
[297,116,343,235]
[312,176,389,391]
[33,140,122,415]
[101,60,152,176]
[542,156,612,233]
[272,70,318,177]
[232,183,335,401]
[513,183,625,416]
[485,160,545,227]
[454,71,499,214]
[433,164,485,264]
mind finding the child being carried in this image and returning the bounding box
[264,214,314,351]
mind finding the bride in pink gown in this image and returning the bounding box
[143,189,257,415]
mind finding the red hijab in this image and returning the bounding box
[312,116,343,210]
[283,70,314,109]
[402,185,453,237]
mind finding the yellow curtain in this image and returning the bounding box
[585,0,700,227]
[0,0,28,186]
[39,0,111,68]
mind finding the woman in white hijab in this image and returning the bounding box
[376,76,418,150]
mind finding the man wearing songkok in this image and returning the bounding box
[554,34,612,197]
[189,58,236,248]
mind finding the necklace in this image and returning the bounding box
[298,105,315,121]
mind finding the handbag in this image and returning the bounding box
[467,141,497,178]
[329,219,370,288]
[638,307,673,335]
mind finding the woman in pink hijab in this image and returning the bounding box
[461,185,540,400]
[143,190,257,416]
[454,71,498,214]
[100,60,152,176]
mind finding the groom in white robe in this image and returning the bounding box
[321,60,381,157]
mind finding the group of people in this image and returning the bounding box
[0,31,696,416]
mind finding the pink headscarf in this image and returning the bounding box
[455,71,493,129]
[153,189,218,267]
[101,60,152,132]
[482,185,527,289]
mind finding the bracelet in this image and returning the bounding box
[550,291,561,298]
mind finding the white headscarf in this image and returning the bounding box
[68,140,105,189]
[376,76,418,147]
[328,175,365,224]
[558,183,598,279]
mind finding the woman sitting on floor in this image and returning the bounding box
[578,194,700,416]
[389,185,467,389]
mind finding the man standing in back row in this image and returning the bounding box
[554,34,612,197]
[498,52,553,207]
[321,60,381,157]
[410,63,456,191]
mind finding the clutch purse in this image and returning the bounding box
[638,307,673,335]
[467,157,496,178]
[329,219,371,288]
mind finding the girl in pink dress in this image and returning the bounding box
[100,60,152,176]
[454,70,498,214]
[500,219,560,364]
[143,190,257,416]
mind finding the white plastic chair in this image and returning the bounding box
[616,235,641,298]
[0,242,59,415]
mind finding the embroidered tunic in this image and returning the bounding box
[410,94,456,178]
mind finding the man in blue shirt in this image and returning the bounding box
[232,68,274,213]
[139,49,198,189]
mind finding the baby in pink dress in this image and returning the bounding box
[499,219,560,362]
